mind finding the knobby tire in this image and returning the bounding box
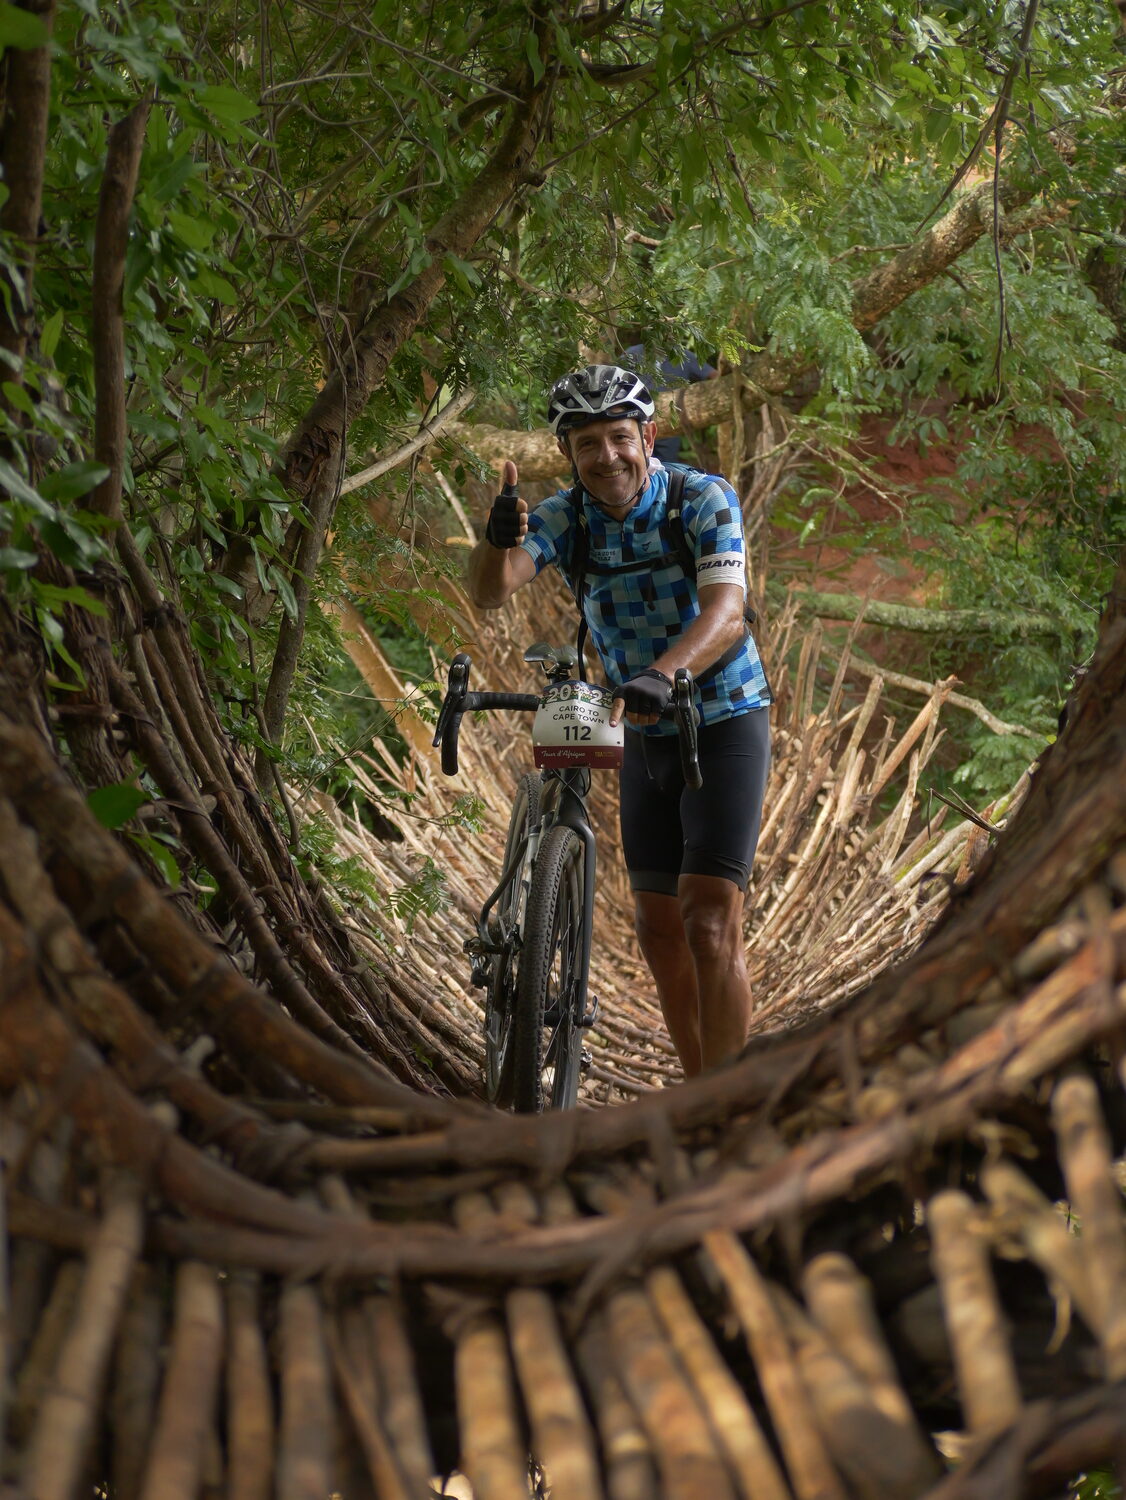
[484,773,540,1106]
[513,822,586,1113]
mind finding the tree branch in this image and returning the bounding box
[829,653,1046,740]
[783,586,1064,642]
[91,96,152,522]
[338,386,476,496]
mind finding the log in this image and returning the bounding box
[646,1264,792,1500]
[22,1171,144,1500]
[772,1285,938,1500]
[448,1194,532,1500]
[574,1315,659,1500]
[604,1283,737,1500]
[277,1283,334,1500]
[328,1303,412,1500]
[799,1253,939,1481]
[111,1264,166,1500]
[225,1272,275,1500]
[704,1231,847,1500]
[926,1190,1022,1438]
[506,1285,604,1500]
[138,1261,224,1500]
[1050,1074,1126,1380]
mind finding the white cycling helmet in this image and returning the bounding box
[546,364,655,436]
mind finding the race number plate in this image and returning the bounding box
[532,680,623,769]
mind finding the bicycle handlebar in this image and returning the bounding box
[433,652,702,786]
[431,655,540,775]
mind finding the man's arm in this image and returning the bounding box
[650,582,745,679]
[466,536,536,609]
[465,457,538,609]
[609,583,745,728]
[649,475,746,677]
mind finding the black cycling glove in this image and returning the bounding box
[485,484,524,548]
[617,668,672,716]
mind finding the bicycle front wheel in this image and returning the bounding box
[513,823,588,1113]
[484,772,541,1107]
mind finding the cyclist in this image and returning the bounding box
[466,364,771,1078]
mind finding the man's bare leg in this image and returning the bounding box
[633,890,702,1077]
[677,873,752,1070]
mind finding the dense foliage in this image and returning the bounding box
[2,0,1124,817]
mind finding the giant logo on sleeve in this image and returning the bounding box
[696,554,746,585]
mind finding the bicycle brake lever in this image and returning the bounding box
[673,668,702,790]
[673,668,700,724]
[432,653,471,749]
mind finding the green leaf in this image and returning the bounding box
[37,518,100,568]
[2,380,34,415]
[743,124,775,160]
[890,60,933,93]
[37,462,110,503]
[40,309,64,360]
[197,84,260,126]
[0,546,38,571]
[0,1,49,50]
[36,607,86,685]
[443,251,481,291]
[209,571,244,599]
[270,565,298,620]
[148,152,197,204]
[33,581,108,617]
[129,830,182,888]
[167,208,216,250]
[0,457,52,515]
[87,781,148,830]
[524,32,545,85]
[192,267,238,304]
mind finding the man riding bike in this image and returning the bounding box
[466,364,771,1077]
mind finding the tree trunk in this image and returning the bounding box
[0,0,55,367]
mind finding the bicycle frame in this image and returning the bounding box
[433,645,698,1108]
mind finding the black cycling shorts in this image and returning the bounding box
[619,708,771,895]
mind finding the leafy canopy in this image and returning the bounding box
[4,0,1124,805]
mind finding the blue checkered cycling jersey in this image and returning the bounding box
[520,464,772,734]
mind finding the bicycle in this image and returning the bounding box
[432,642,700,1112]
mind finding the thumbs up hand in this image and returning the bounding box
[485,459,528,548]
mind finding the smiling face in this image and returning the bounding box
[559,417,658,515]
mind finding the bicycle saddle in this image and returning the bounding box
[524,642,579,673]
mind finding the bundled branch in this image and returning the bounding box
[5,1062,1124,1499]
[3,600,1125,1497]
